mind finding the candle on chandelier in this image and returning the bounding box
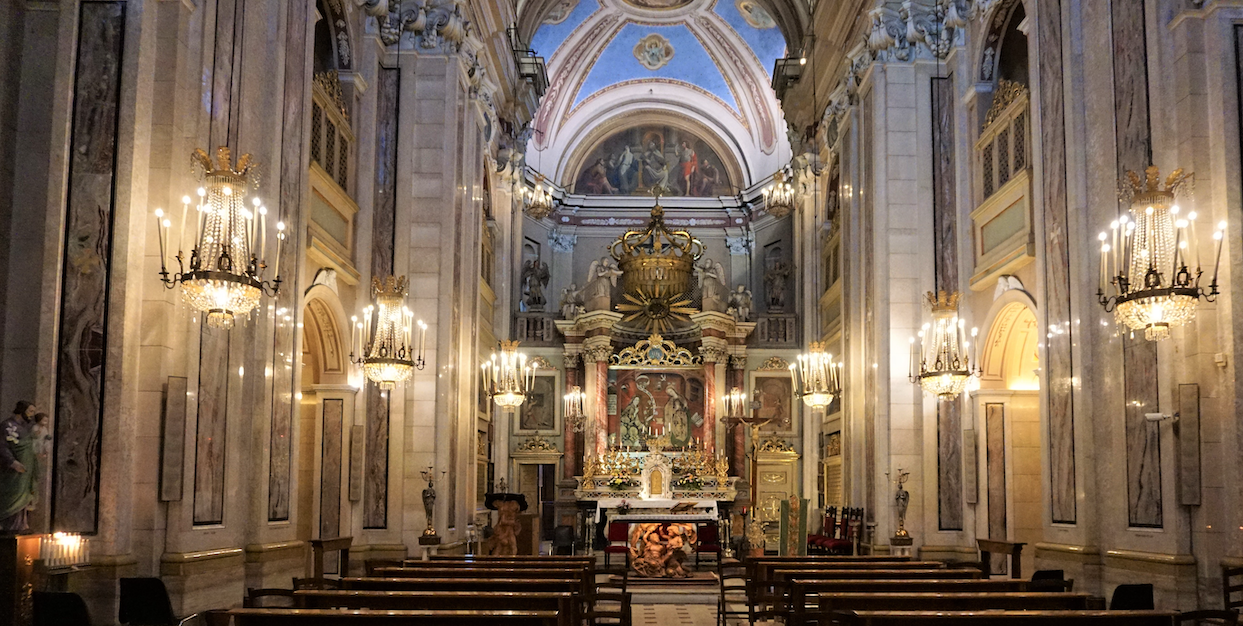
[1213,222,1227,285]
[154,209,168,270]
[179,196,191,253]
[273,221,286,279]
[418,320,427,361]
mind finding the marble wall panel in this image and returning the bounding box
[931,77,958,290]
[194,327,229,524]
[862,91,876,523]
[986,403,1007,574]
[362,67,399,529]
[1125,414,1162,527]
[1037,0,1077,524]
[937,401,963,530]
[1177,384,1200,506]
[160,377,188,502]
[349,424,363,502]
[320,399,343,539]
[268,0,312,523]
[52,1,126,533]
[1111,0,1161,529]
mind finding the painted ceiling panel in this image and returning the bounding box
[712,0,786,76]
[531,0,600,61]
[572,23,738,110]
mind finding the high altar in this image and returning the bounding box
[551,206,753,576]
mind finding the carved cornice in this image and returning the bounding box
[515,435,560,453]
[982,79,1027,127]
[757,436,796,453]
[611,334,702,367]
[528,356,555,370]
[698,344,729,363]
[757,356,791,371]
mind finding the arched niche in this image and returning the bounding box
[976,0,1028,86]
[978,288,1039,391]
[314,0,354,72]
[303,285,350,387]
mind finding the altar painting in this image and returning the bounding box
[752,372,795,434]
[609,370,705,449]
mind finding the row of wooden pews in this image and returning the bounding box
[209,555,619,626]
[733,555,1222,626]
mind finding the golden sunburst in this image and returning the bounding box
[616,286,696,334]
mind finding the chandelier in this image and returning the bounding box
[154,147,284,328]
[1097,166,1226,341]
[350,276,427,390]
[521,174,555,220]
[563,385,587,433]
[483,341,534,410]
[763,169,796,218]
[722,387,748,421]
[910,291,978,399]
[791,343,842,409]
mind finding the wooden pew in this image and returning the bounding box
[747,557,929,583]
[398,559,594,569]
[792,593,1098,626]
[827,610,1176,626]
[341,576,585,594]
[773,568,980,582]
[292,589,574,612]
[370,567,586,580]
[429,555,594,563]
[779,578,1036,622]
[223,607,567,626]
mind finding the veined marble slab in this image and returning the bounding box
[52,1,126,533]
[986,403,1007,575]
[321,399,344,538]
[938,401,963,530]
[931,77,958,291]
[194,326,230,525]
[1037,0,1076,525]
[1125,414,1162,527]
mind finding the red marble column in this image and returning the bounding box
[595,359,609,455]
[703,362,716,454]
[563,359,578,479]
[729,366,746,477]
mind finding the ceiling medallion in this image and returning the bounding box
[622,0,694,11]
[735,0,777,29]
[634,33,675,70]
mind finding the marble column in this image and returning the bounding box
[562,352,579,479]
[931,75,962,532]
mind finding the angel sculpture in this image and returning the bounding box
[584,257,623,310]
[727,285,753,322]
[558,283,585,319]
[521,259,550,311]
[695,258,727,309]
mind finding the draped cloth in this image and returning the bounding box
[0,416,36,531]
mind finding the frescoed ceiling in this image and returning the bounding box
[524,0,792,195]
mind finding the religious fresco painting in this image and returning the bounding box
[623,0,694,9]
[574,125,733,197]
[754,373,795,433]
[518,374,558,431]
[609,370,705,449]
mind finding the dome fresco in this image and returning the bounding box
[528,0,789,193]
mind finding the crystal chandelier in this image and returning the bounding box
[763,169,796,218]
[521,174,555,220]
[563,385,587,433]
[791,343,842,409]
[483,341,534,409]
[1097,166,1226,341]
[154,147,284,328]
[350,275,427,390]
[909,291,978,399]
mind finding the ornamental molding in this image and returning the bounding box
[528,356,556,370]
[757,356,790,371]
[698,344,729,363]
[725,233,753,256]
[584,344,614,363]
[313,71,350,121]
[982,78,1027,127]
[866,0,971,62]
[610,334,703,367]
[372,0,473,53]
[548,227,577,253]
[514,435,560,453]
[757,435,796,453]
[562,350,581,367]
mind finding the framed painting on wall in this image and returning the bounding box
[608,369,706,449]
[750,371,796,434]
[517,374,558,432]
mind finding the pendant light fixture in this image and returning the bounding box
[350,275,427,389]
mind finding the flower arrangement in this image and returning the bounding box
[675,471,705,491]
[616,500,632,514]
[606,476,633,491]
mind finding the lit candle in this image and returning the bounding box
[1097,232,1108,293]
[258,206,267,267]
[1212,222,1226,285]
[273,221,286,278]
[154,209,168,269]
[179,196,191,253]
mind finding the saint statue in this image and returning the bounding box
[0,401,39,532]
[420,468,438,537]
[727,285,753,321]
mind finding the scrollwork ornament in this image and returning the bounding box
[515,435,560,453]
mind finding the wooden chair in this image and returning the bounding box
[244,588,297,608]
[34,591,93,626]
[1110,584,1155,610]
[716,560,747,626]
[697,521,722,567]
[119,578,201,626]
[604,522,630,569]
[1224,564,1243,613]
[582,588,631,626]
[1177,610,1239,625]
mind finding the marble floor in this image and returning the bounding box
[634,604,716,625]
